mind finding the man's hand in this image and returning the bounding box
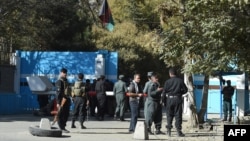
[157,87,163,92]
[127,93,143,97]
[138,93,143,97]
[57,104,61,110]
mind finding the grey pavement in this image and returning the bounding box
[0,111,230,141]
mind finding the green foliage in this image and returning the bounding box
[0,0,94,51]
[157,0,250,74]
[91,21,167,83]
[112,0,163,30]
[90,0,169,83]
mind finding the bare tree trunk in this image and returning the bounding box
[184,73,199,128]
[197,74,209,124]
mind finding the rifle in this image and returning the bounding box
[51,97,67,125]
[86,105,90,121]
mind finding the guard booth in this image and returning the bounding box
[184,73,250,121]
[0,50,118,115]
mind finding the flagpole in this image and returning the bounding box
[102,0,106,28]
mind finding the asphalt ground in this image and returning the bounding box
[0,109,234,141]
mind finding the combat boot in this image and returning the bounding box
[166,129,171,137]
[71,120,76,128]
[147,128,153,135]
[120,116,125,121]
[221,116,227,121]
[177,131,185,137]
[155,129,162,135]
[80,121,86,129]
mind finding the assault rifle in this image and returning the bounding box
[51,97,67,125]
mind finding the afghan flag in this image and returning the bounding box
[98,0,114,31]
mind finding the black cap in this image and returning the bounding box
[60,68,67,73]
[147,71,154,77]
[78,73,84,80]
[100,75,105,79]
[119,75,124,79]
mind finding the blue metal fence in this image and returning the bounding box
[0,50,118,115]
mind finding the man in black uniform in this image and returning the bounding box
[221,80,234,122]
[71,73,89,129]
[89,79,98,117]
[163,68,187,137]
[95,75,107,121]
[37,95,49,109]
[55,68,71,133]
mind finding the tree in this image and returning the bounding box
[91,0,169,83]
[156,0,250,127]
[0,0,94,51]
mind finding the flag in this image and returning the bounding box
[98,0,114,31]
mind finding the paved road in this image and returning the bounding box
[0,111,227,141]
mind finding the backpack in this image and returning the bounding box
[72,81,85,97]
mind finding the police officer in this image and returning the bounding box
[221,80,234,122]
[95,75,107,121]
[89,79,98,117]
[71,73,89,129]
[145,74,163,134]
[163,68,187,137]
[113,75,127,121]
[143,72,153,118]
[55,68,71,133]
[128,73,143,133]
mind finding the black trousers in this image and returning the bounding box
[57,97,71,130]
[90,95,98,116]
[165,97,183,131]
[97,94,106,118]
[72,97,87,122]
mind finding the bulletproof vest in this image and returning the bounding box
[72,81,85,97]
[60,79,71,97]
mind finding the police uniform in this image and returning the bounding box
[145,80,163,134]
[163,69,187,137]
[89,79,98,116]
[56,76,71,132]
[143,72,153,118]
[113,75,127,121]
[95,75,106,121]
[71,78,89,129]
